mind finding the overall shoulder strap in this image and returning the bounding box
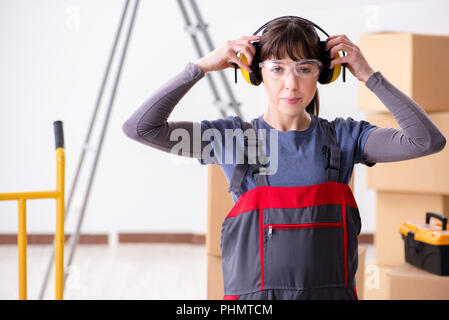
[321,118,341,182]
[228,117,269,195]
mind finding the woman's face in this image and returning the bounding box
[261,55,318,117]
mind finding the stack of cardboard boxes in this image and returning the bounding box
[205,164,367,299]
[358,32,449,299]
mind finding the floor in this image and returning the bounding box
[0,243,375,300]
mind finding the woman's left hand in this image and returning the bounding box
[325,34,375,83]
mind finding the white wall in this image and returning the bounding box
[1,0,448,238]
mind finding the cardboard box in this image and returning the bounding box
[375,191,449,266]
[358,32,449,112]
[207,254,224,300]
[363,264,395,300]
[356,245,366,300]
[388,262,449,299]
[365,112,449,194]
[206,164,234,257]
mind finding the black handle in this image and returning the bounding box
[53,120,64,149]
[233,63,238,84]
[426,212,447,231]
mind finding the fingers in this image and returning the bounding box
[328,42,355,60]
[229,55,252,73]
[222,35,261,72]
[235,39,257,55]
[325,34,354,51]
[232,43,256,66]
[226,46,252,72]
[228,35,260,71]
[329,55,349,69]
[327,36,351,68]
[328,44,344,60]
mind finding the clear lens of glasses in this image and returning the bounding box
[259,59,323,80]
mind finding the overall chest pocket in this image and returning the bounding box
[262,205,346,290]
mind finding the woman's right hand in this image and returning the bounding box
[194,35,261,74]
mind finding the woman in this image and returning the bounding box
[122,17,446,300]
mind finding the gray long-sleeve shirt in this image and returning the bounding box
[122,61,446,199]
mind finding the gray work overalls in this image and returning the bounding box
[221,116,360,300]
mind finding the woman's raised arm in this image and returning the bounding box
[362,71,446,163]
[122,35,260,158]
[122,61,207,158]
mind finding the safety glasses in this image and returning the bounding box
[259,59,323,80]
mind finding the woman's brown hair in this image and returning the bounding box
[258,17,322,116]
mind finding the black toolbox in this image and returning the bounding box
[399,212,449,276]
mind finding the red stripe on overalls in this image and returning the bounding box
[353,287,359,300]
[223,295,239,300]
[342,204,348,287]
[226,181,358,218]
[259,208,264,291]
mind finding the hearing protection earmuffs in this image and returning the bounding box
[235,15,346,86]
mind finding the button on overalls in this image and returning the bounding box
[221,116,361,300]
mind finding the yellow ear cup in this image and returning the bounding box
[329,51,342,84]
[239,53,253,84]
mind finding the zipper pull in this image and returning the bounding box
[268,225,272,239]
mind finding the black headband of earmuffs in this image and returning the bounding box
[233,15,346,85]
